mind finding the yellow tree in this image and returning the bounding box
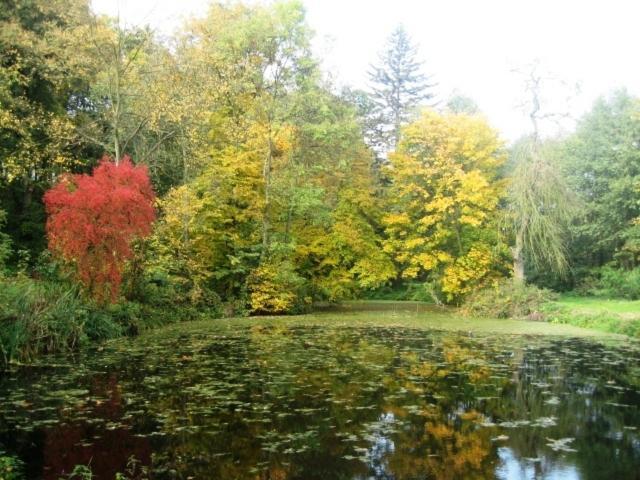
[383,109,508,303]
[150,121,293,307]
[153,2,395,313]
[298,145,396,301]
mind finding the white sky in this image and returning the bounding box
[92,0,640,141]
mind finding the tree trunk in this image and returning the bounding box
[113,63,121,165]
[513,228,525,283]
[261,135,273,256]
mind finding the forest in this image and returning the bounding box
[2,0,640,365]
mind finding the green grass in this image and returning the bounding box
[140,301,628,343]
[547,295,640,338]
[554,295,640,316]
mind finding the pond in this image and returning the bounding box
[1,323,639,479]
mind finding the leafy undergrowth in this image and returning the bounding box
[363,282,438,302]
[0,451,24,480]
[461,280,557,319]
[545,295,640,338]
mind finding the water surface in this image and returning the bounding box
[1,324,639,479]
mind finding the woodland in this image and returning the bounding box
[1,0,640,365]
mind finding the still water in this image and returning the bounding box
[1,325,639,479]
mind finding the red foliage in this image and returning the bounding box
[44,155,156,302]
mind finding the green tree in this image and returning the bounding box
[151,1,392,313]
[561,90,640,271]
[367,25,435,154]
[446,92,479,115]
[506,138,576,282]
[506,67,577,283]
[0,0,99,258]
[73,19,193,193]
[0,0,96,183]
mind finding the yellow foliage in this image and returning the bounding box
[383,109,508,302]
[248,261,305,314]
[294,146,396,301]
[149,185,224,303]
[441,244,496,301]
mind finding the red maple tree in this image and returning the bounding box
[44,155,156,302]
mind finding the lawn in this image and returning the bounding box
[554,295,640,317]
[547,295,640,338]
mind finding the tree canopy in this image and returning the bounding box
[0,0,638,309]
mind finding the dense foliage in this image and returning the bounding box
[44,156,156,302]
[0,276,122,366]
[381,110,509,303]
[462,279,557,319]
[561,90,640,284]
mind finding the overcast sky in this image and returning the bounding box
[92,0,640,141]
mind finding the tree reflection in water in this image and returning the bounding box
[0,326,638,479]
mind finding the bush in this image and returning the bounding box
[462,279,557,319]
[44,156,156,303]
[0,451,24,480]
[0,209,11,274]
[248,260,310,314]
[0,248,230,368]
[578,266,640,300]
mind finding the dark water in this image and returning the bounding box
[1,325,639,479]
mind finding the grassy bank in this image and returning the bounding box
[546,295,640,338]
[0,276,205,368]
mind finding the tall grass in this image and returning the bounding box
[0,277,122,368]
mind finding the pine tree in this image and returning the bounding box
[367,25,435,155]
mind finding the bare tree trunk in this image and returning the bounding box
[513,228,525,283]
[262,134,273,255]
[114,42,122,165]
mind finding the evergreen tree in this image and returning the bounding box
[367,25,435,155]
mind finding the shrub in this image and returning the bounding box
[0,209,11,274]
[44,156,156,303]
[363,281,439,303]
[579,266,640,300]
[462,279,557,319]
[248,260,309,314]
[0,451,24,480]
